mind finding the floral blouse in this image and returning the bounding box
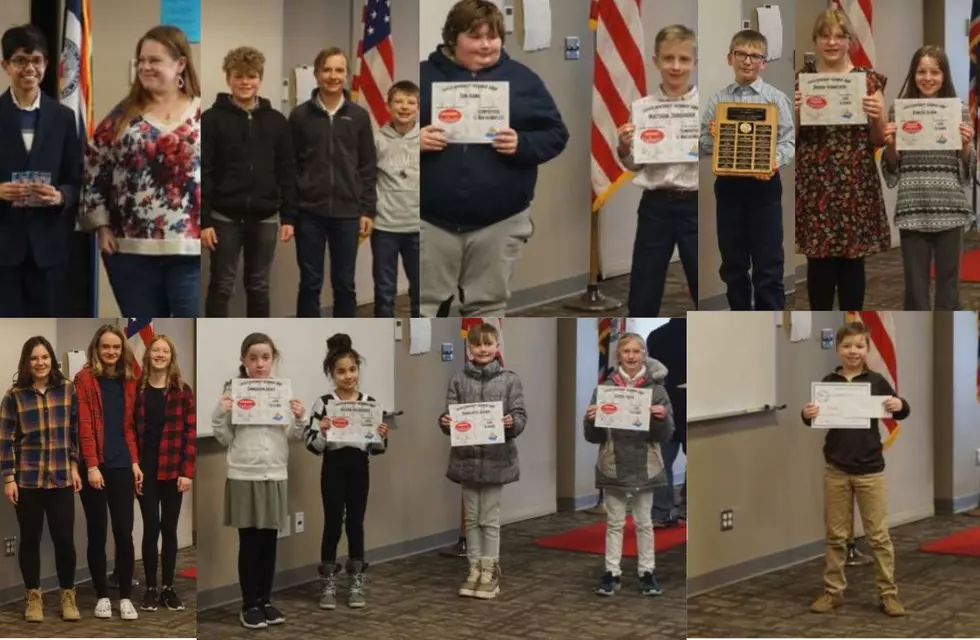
[80,98,201,255]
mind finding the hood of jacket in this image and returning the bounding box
[427,45,510,78]
[214,93,275,114]
[605,358,668,388]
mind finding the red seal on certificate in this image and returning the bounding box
[331,417,349,429]
[806,96,827,109]
[438,108,462,124]
[600,403,618,415]
[237,398,255,410]
[902,121,923,134]
[640,129,665,144]
[454,421,472,433]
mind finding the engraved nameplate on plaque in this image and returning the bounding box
[712,102,778,177]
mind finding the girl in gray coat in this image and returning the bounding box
[438,322,526,600]
[584,333,674,598]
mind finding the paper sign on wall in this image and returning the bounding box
[160,0,201,44]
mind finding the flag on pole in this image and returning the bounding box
[352,0,395,130]
[976,311,979,404]
[597,318,626,383]
[59,0,93,140]
[124,318,155,379]
[831,0,874,68]
[970,0,980,135]
[845,311,899,448]
[461,318,504,364]
[589,0,646,213]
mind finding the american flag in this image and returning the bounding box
[59,0,93,140]
[461,318,504,364]
[352,0,395,130]
[832,0,874,68]
[589,0,646,213]
[971,1,980,135]
[976,311,979,404]
[845,311,899,448]
[124,318,155,379]
[597,318,626,383]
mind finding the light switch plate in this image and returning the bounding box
[441,343,454,362]
[821,329,834,349]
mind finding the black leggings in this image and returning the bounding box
[806,257,866,311]
[138,477,183,588]
[321,447,370,564]
[238,527,278,609]
[79,466,135,599]
[15,487,76,589]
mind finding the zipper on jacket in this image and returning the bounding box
[246,111,254,214]
[329,114,334,216]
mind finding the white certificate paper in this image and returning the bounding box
[449,401,505,447]
[811,382,890,429]
[595,386,653,431]
[432,82,510,144]
[325,400,383,445]
[631,95,700,164]
[894,98,962,151]
[799,73,867,126]
[232,378,292,426]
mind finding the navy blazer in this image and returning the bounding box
[0,89,83,268]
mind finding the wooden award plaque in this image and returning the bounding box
[712,102,778,176]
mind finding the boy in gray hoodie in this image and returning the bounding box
[372,81,420,317]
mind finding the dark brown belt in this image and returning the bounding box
[653,188,697,200]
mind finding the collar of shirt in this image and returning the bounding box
[12,90,40,112]
[728,76,765,95]
[655,84,697,102]
[316,93,345,116]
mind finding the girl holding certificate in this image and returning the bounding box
[438,322,526,599]
[800,321,910,616]
[212,333,306,630]
[134,335,196,613]
[794,9,890,311]
[881,46,975,310]
[583,333,674,598]
[304,334,388,611]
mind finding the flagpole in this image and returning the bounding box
[564,207,622,312]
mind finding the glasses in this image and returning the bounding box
[731,51,766,64]
[8,55,45,69]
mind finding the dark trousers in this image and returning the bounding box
[371,230,420,317]
[103,253,200,317]
[321,448,370,564]
[205,216,279,317]
[137,477,183,588]
[900,228,964,310]
[14,487,76,589]
[714,175,785,310]
[806,257,866,310]
[0,247,63,317]
[238,527,278,609]
[628,189,698,316]
[295,215,360,317]
[79,466,135,599]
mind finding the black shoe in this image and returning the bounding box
[159,586,185,611]
[639,572,663,596]
[140,587,159,611]
[594,572,621,596]
[261,602,285,625]
[240,606,267,630]
[652,518,679,529]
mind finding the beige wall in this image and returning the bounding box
[197,318,558,597]
[0,0,31,95]
[947,312,980,505]
[688,311,936,589]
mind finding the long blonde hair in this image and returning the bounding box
[86,325,137,380]
[139,334,184,391]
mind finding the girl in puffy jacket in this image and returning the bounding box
[212,332,306,630]
[584,332,674,598]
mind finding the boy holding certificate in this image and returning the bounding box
[616,25,698,317]
[800,321,910,617]
[700,30,795,310]
[583,333,674,597]
[438,322,526,599]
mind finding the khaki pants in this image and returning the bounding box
[823,464,897,597]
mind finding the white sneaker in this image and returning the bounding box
[119,599,138,621]
[94,597,112,619]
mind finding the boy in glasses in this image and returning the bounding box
[700,30,794,310]
[0,25,83,316]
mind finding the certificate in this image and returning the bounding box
[894,98,962,151]
[325,400,383,445]
[11,171,52,208]
[798,73,867,126]
[449,401,505,447]
[232,378,291,426]
[595,386,653,431]
[432,82,509,144]
[810,382,890,429]
[631,95,699,164]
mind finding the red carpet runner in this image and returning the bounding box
[919,526,980,557]
[930,249,980,282]
[534,518,686,557]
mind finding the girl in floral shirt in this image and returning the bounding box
[80,25,201,317]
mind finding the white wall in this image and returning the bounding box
[0,0,31,96]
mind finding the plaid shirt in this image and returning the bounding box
[135,380,197,480]
[74,367,138,469]
[0,381,79,489]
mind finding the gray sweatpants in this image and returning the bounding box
[420,210,533,317]
[899,227,964,310]
[462,483,503,563]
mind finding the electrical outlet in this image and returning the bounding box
[295,511,305,534]
[720,509,734,532]
[277,518,290,539]
[4,536,16,557]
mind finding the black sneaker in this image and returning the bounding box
[240,606,267,630]
[261,602,285,625]
[639,572,663,596]
[594,572,621,596]
[159,587,185,611]
[140,587,159,611]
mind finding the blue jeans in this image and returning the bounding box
[103,253,199,317]
[371,230,419,317]
[652,438,682,521]
[295,215,360,317]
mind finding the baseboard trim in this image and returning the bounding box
[508,273,592,313]
[557,492,601,512]
[935,493,980,515]
[0,561,115,607]
[686,539,826,597]
[698,270,800,311]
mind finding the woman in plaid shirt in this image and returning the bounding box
[1,336,82,623]
[134,335,196,613]
[74,324,142,622]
